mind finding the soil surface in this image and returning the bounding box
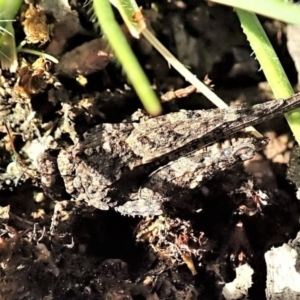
[0,1,299,299]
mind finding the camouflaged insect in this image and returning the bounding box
[37,93,300,216]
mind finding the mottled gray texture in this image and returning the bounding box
[37,93,300,216]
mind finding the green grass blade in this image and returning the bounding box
[0,0,22,27]
[0,0,23,72]
[209,0,300,25]
[236,8,300,144]
[93,0,162,116]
